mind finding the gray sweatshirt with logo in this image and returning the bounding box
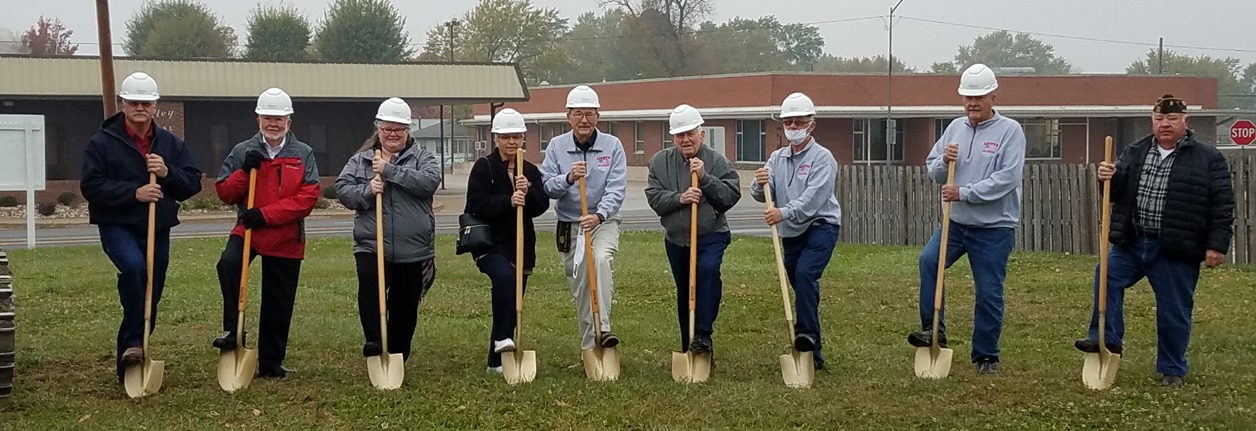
[926,113,1026,229]
[749,139,842,238]
[539,130,628,222]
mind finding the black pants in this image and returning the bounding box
[476,253,530,368]
[216,234,302,368]
[355,253,435,361]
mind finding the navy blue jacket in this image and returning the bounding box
[81,113,203,231]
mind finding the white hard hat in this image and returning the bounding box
[119,72,160,101]
[255,88,294,116]
[668,104,704,135]
[779,92,816,119]
[375,97,412,125]
[958,63,999,96]
[492,108,527,134]
[566,85,600,109]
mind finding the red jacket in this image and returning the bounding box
[216,132,320,259]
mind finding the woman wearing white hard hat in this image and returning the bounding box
[335,97,442,364]
[749,92,842,371]
[464,108,550,374]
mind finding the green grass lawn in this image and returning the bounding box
[2,231,1255,430]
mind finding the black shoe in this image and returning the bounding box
[1161,375,1183,388]
[814,359,825,371]
[793,334,816,352]
[600,332,620,348]
[907,330,948,348]
[1073,338,1122,354]
[976,361,999,375]
[258,364,293,379]
[363,341,382,357]
[689,336,713,355]
[120,347,144,367]
[212,331,245,350]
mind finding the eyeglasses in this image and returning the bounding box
[569,111,598,119]
[378,127,408,136]
[782,118,812,127]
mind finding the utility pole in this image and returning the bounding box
[886,0,904,166]
[95,0,116,117]
[1158,37,1164,74]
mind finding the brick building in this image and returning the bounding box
[467,72,1231,176]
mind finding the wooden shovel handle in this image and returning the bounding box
[143,173,156,353]
[764,181,795,341]
[689,171,698,340]
[236,169,256,350]
[1097,137,1113,349]
[578,176,602,340]
[930,161,956,347]
[515,150,525,345]
[374,150,390,354]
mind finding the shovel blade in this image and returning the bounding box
[366,353,405,390]
[913,346,953,379]
[123,359,165,398]
[672,351,711,383]
[779,351,814,389]
[501,350,537,385]
[581,347,620,381]
[217,348,258,392]
[1082,352,1121,390]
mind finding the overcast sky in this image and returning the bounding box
[2,0,1253,73]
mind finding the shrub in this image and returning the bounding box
[0,196,17,207]
[36,202,57,216]
[57,192,79,206]
[321,185,337,200]
[180,196,229,211]
[314,198,330,210]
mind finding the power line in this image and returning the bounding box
[898,15,1256,55]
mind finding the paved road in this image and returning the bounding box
[0,207,774,250]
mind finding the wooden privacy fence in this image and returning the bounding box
[834,154,1256,265]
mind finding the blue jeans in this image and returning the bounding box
[99,224,170,379]
[665,231,731,351]
[781,223,839,367]
[1087,237,1200,377]
[918,221,1015,363]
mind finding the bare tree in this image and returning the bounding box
[600,0,714,77]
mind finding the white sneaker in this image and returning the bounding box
[487,366,503,374]
[494,338,516,353]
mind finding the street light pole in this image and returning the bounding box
[886,0,904,166]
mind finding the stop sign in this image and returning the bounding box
[1231,119,1256,146]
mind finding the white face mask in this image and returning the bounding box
[784,128,809,144]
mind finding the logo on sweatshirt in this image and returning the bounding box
[597,155,612,170]
[983,141,1000,155]
[797,163,812,177]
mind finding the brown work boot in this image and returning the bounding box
[120,347,144,367]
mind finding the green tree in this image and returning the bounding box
[313,0,413,62]
[940,30,1071,74]
[552,10,639,83]
[776,22,823,70]
[124,0,235,58]
[695,17,787,74]
[419,0,568,84]
[244,4,312,61]
[815,55,913,73]
[929,61,958,74]
[1127,49,1254,109]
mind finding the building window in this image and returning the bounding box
[662,121,672,149]
[935,118,949,142]
[605,121,616,138]
[853,118,904,163]
[1020,118,1062,159]
[736,120,767,162]
[633,121,645,154]
[210,125,231,176]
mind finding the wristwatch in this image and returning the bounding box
[597,213,605,222]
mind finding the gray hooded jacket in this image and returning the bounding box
[335,138,442,262]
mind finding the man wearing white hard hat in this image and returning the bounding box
[212,88,320,378]
[906,64,1026,376]
[82,71,204,383]
[750,92,842,371]
[539,85,629,351]
[463,108,550,373]
[646,104,742,356]
[336,97,442,363]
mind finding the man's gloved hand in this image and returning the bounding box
[240,150,264,172]
[241,208,267,229]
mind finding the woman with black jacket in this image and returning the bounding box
[465,108,550,374]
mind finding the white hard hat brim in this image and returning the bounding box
[958,83,998,97]
[566,103,600,109]
[120,94,159,102]
[492,126,527,134]
[668,123,702,135]
[779,111,815,119]
[376,116,413,126]
[255,108,292,116]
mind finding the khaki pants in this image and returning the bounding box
[563,214,621,350]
